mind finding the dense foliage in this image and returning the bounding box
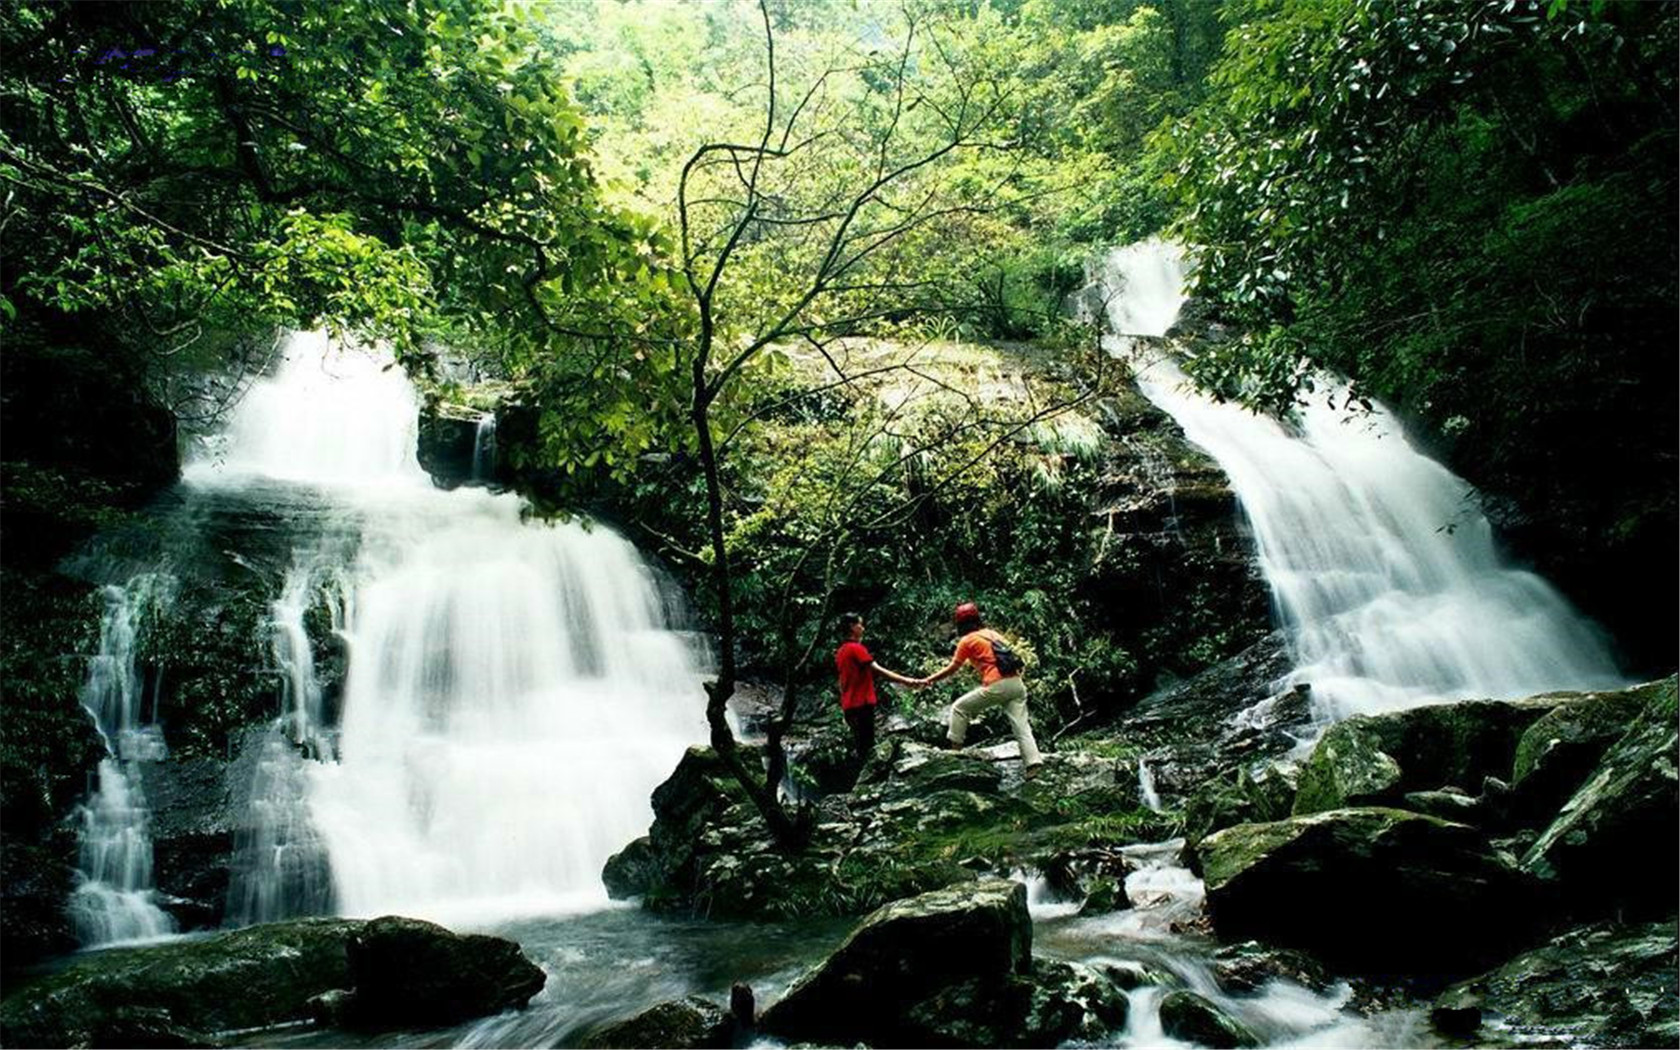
[0,0,685,479]
[1154,0,1678,668]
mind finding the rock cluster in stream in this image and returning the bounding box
[600,675,1676,1048]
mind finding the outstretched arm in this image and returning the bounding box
[916,656,964,687]
[871,662,919,687]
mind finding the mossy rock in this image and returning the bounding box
[1200,807,1543,975]
[1159,990,1260,1048]
[0,916,545,1046]
[1521,678,1678,918]
[1509,679,1670,822]
[1431,920,1678,1049]
[759,879,1029,1041]
[1292,698,1567,816]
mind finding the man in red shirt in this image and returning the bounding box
[835,612,919,760]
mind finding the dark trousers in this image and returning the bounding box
[844,703,877,760]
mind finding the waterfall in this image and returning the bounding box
[188,331,708,926]
[70,577,178,946]
[472,414,498,483]
[1092,240,1625,720]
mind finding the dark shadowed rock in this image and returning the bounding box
[416,405,483,489]
[346,915,547,1028]
[1211,941,1331,995]
[579,996,733,1049]
[1159,990,1260,1048]
[0,916,545,1047]
[601,835,658,899]
[1200,807,1543,974]
[1508,684,1655,821]
[760,879,1031,1045]
[901,959,1128,1047]
[1430,920,1678,1049]
[0,918,361,1047]
[1521,678,1678,918]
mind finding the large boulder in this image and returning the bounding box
[602,745,758,909]
[0,918,361,1046]
[759,878,1033,1045]
[1291,699,1563,816]
[1430,920,1678,1049]
[1520,679,1678,918]
[1508,683,1658,819]
[1199,807,1542,974]
[0,916,544,1046]
[345,915,547,1028]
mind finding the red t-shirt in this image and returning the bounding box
[835,640,878,710]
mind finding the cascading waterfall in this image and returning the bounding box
[70,576,178,946]
[1092,240,1626,720]
[189,331,708,927]
[472,414,498,483]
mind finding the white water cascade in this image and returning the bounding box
[70,576,179,946]
[1093,240,1626,720]
[190,331,709,926]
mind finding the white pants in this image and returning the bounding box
[948,676,1043,766]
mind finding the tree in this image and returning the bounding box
[0,0,676,464]
[662,1,1116,844]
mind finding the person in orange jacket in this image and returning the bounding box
[914,602,1044,776]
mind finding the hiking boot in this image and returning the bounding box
[1023,763,1044,780]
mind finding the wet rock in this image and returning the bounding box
[0,916,544,1046]
[603,745,758,909]
[1521,678,1678,918]
[1184,761,1297,852]
[1099,960,1174,990]
[859,742,1003,795]
[416,404,484,490]
[1158,989,1260,1048]
[1400,786,1486,825]
[345,915,547,1028]
[1199,807,1542,974]
[903,959,1129,1047]
[1509,684,1654,820]
[1430,920,1678,1049]
[759,879,1031,1045]
[1211,941,1331,994]
[84,1004,223,1048]
[601,835,658,899]
[580,996,734,1049]
[141,755,239,930]
[0,917,361,1046]
[1079,875,1131,915]
[1291,699,1563,816]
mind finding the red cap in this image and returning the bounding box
[953,602,980,625]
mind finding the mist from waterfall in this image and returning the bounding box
[1092,241,1625,720]
[189,331,710,926]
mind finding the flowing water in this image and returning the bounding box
[68,576,179,947]
[182,331,712,926]
[1090,240,1626,722]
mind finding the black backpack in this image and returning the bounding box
[988,632,1025,676]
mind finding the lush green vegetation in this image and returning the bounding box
[1,0,1672,862]
[1153,0,1678,667]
